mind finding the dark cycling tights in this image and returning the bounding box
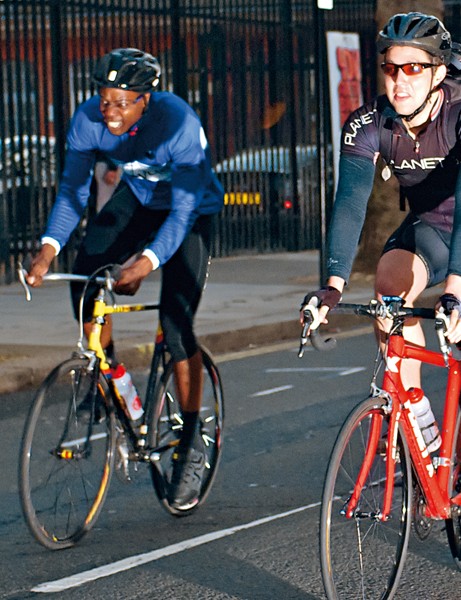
[71,181,211,362]
[382,212,451,287]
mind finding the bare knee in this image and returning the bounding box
[375,249,428,306]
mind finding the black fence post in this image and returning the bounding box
[281,0,299,222]
[170,0,188,101]
[49,0,68,180]
[314,1,331,285]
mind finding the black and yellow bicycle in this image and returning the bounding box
[17,265,224,550]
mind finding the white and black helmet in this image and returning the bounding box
[93,48,161,91]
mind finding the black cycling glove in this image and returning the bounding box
[439,293,461,314]
[301,286,342,311]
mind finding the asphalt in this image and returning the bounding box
[0,250,443,394]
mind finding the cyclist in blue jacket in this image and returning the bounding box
[303,13,461,389]
[27,48,224,510]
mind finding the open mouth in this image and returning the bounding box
[106,120,123,130]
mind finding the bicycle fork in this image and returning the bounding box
[343,403,398,522]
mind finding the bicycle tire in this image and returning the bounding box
[445,411,461,569]
[149,348,224,516]
[320,396,412,600]
[19,357,116,550]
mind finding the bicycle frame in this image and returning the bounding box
[18,265,182,455]
[85,289,174,452]
[346,330,461,522]
[18,265,225,535]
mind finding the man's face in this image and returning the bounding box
[99,88,150,135]
[382,46,446,118]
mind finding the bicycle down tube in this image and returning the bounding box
[381,334,461,520]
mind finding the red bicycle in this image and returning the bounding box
[300,296,461,599]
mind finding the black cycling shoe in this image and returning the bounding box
[168,441,206,511]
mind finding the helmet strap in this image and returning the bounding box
[398,92,432,122]
[397,70,441,123]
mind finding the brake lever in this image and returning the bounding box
[435,309,450,366]
[17,262,32,302]
[298,301,337,357]
[298,319,311,358]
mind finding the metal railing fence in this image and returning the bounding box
[0,0,399,283]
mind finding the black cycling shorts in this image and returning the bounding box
[71,181,212,362]
[382,212,451,287]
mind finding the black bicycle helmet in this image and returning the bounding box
[377,12,452,64]
[93,48,161,92]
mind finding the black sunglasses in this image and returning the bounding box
[380,62,436,77]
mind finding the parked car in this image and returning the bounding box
[0,135,57,254]
[215,144,318,211]
[0,134,56,194]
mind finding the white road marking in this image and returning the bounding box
[32,502,320,594]
[32,325,372,594]
[336,367,365,376]
[250,384,293,397]
[266,366,365,376]
[66,431,107,448]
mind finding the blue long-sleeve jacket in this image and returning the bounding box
[43,92,224,267]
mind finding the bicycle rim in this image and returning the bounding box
[445,411,461,569]
[320,396,412,599]
[149,348,224,516]
[19,357,115,550]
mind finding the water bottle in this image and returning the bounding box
[111,364,144,421]
[407,387,441,453]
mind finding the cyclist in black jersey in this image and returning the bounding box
[303,12,461,389]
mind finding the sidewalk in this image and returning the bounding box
[0,251,441,394]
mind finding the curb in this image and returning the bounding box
[0,288,443,395]
[0,313,369,395]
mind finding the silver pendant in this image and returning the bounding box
[381,165,392,181]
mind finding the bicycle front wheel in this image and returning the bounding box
[149,348,224,516]
[320,396,412,600]
[19,357,116,550]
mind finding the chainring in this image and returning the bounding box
[412,482,433,541]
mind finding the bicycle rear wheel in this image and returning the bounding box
[320,396,412,600]
[19,357,116,550]
[446,411,461,569]
[149,348,224,516]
